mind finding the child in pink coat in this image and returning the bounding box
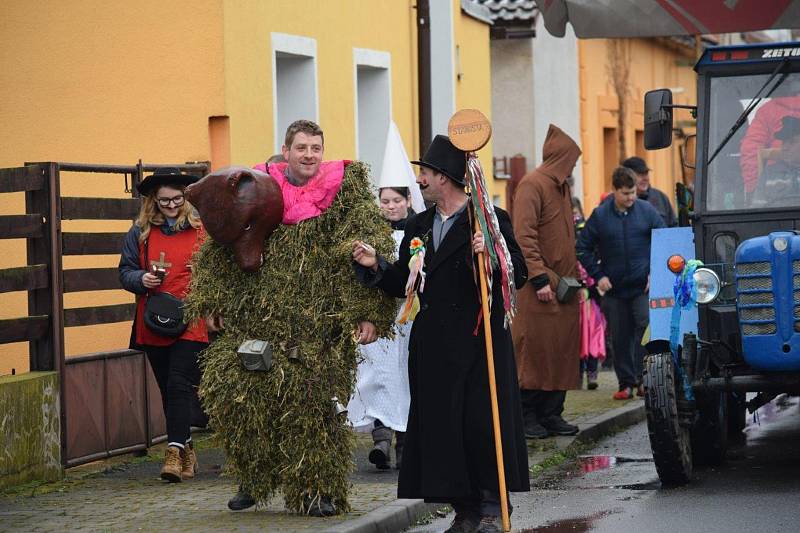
[573,197,606,389]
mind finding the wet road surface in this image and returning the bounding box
[408,395,800,532]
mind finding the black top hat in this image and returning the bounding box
[775,116,800,141]
[136,167,199,196]
[411,135,467,186]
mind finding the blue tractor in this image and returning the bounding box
[643,41,800,485]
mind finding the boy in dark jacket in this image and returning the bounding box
[576,167,665,399]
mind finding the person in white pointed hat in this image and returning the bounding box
[346,122,421,469]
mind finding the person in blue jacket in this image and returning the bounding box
[576,166,665,400]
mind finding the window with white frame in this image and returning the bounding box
[354,49,391,186]
[272,33,318,153]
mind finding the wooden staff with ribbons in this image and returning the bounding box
[448,109,514,533]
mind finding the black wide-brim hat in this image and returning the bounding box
[775,115,800,141]
[136,167,200,196]
[411,134,467,186]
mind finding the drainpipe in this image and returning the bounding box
[417,0,432,153]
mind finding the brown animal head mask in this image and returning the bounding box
[185,166,284,272]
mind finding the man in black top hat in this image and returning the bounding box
[753,115,800,207]
[622,156,677,227]
[352,135,530,533]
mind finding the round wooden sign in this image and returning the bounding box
[448,109,492,152]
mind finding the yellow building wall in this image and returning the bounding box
[221,0,419,172]
[0,0,225,375]
[578,38,697,213]
[451,1,502,204]
[0,1,438,376]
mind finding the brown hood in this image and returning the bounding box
[537,124,581,184]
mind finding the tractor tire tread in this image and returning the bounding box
[643,352,692,486]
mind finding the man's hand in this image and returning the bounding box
[536,285,554,303]
[597,276,612,294]
[142,272,162,289]
[355,321,378,344]
[472,231,485,255]
[352,240,378,271]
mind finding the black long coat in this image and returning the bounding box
[360,205,530,502]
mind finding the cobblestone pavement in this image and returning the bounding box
[0,370,635,532]
[0,437,398,533]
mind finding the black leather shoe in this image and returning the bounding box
[370,426,393,470]
[369,441,391,470]
[304,495,337,517]
[476,515,503,533]
[541,416,579,436]
[524,419,550,439]
[227,487,256,511]
[444,512,481,533]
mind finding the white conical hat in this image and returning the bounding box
[378,121,425,213]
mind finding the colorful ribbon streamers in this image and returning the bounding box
[670,259,703,401]
[466,154,517,327]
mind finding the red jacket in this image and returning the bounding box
[135,224,208,346]
[740,96,800,193]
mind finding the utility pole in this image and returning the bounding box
[417,0,432,153]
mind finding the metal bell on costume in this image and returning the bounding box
[332,396,348,416]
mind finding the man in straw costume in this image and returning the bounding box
[185,119,397,517]
[352,135,529,533]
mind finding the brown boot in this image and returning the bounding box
[160,446,182,483]
[181,442,198,480]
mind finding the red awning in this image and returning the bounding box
[535,0,800,38]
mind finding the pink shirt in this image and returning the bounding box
[253,161,346,224]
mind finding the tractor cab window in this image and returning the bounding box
[707,72,800,211]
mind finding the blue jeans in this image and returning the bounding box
[603,292,649,388]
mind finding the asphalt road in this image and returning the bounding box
[409,395,800,532]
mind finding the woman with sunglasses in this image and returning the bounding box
[118,168,209,483]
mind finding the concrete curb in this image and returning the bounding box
[332,401,646,533]
[326,500,439,533]
[574,401,646,445]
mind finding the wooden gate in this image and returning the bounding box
[0,161,208,467]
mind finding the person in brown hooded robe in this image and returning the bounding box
[512,124,582,439]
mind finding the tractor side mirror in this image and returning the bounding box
[644,89,673,150]
[681,134,697,169]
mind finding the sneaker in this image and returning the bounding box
[444,512,481,533]
[181,441,198,480]
[613,386,634,400]
[636,384,646,397]
[523,419,550,439]
[304,495,337,517]
[160,446,182,483]
[476,515,503,533]
[587,371,599,390]
[541,416,579,436]
[228,486,256,511]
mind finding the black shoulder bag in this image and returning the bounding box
[142,238,188,338]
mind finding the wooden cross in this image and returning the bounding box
[150,252,172,271]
